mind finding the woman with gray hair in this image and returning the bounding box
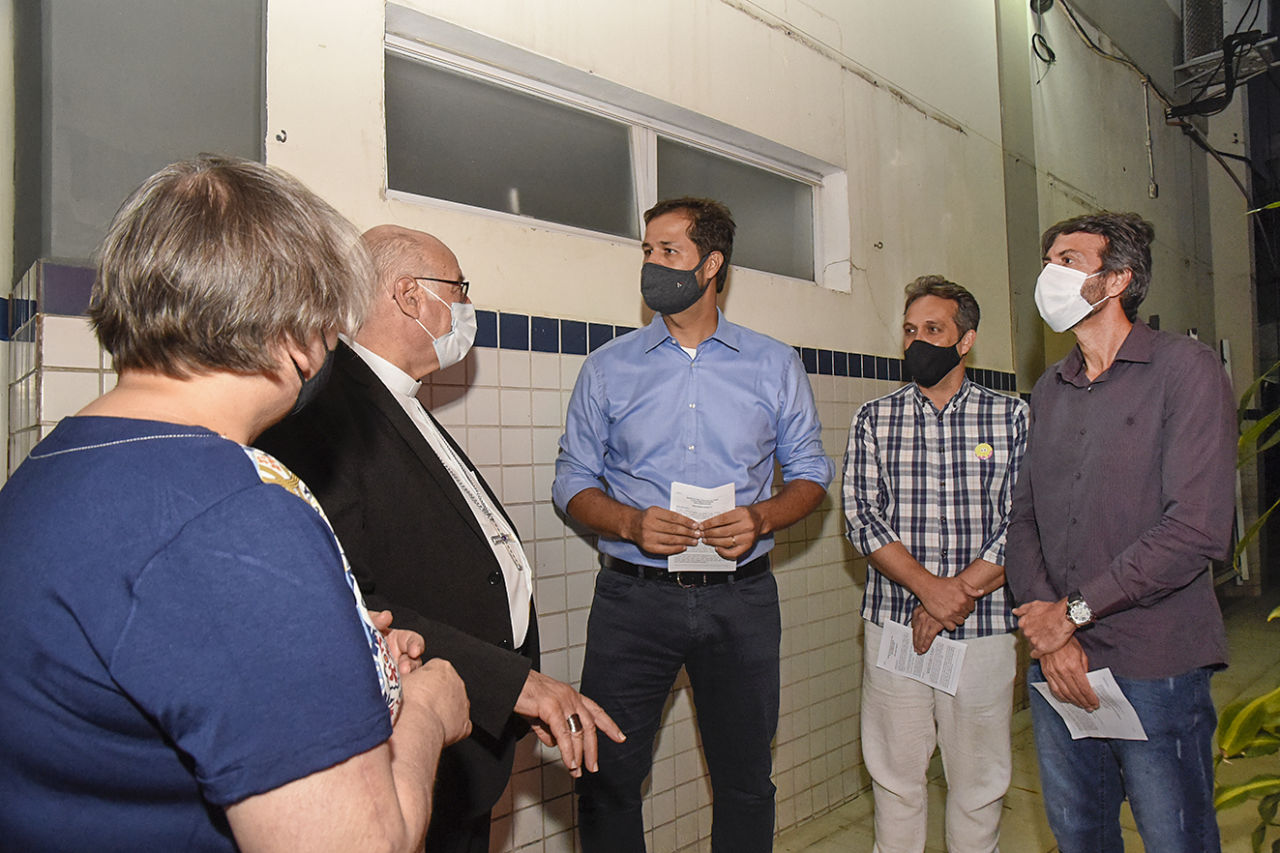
[0,155,469,852]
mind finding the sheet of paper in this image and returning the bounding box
[1031,668,1148,740]
[668,481,736,571]
[874,619,966,695]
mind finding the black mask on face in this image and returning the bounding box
[903,339,961,388]
[290,345,335,415]
[640,253,713,315]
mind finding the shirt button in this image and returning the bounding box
[689,403,696,408]
[688,445,695,451]
[1079,428,1086,435]
[1074,472,1081,480]
[499,638,512,649]
[1070,518,1078,525]
[487,571,502,586]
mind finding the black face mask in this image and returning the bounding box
[290,345,335,415]
[640,253,712,315]
[903,339,961,388]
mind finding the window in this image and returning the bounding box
[657,139,815,281]
[384,11,845,287]
[386,54,637,239]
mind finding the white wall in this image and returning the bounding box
[264,0,1017,372]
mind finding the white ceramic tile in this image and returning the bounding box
[466,427,502,465]
[433,353,468,387]
[531,427,560,465]
[500,388,532,425]
[501,464,533,504]
[534,538,566,579]
[466,386,501,426]
[532,464,556,505]
[40,316,101,369]
[535,574,567,614]
[428,384,467,425]
[540,648,569,683]
[101,371,117,393]
[499,349,530,387]
[537,612,568,652]
[511,804,543,849]
[469,346,499,387]
[559,353,585,389]
[40,370,100,421]
[531,389,563,427]
[530,351,561,389]
[500,426,533,466]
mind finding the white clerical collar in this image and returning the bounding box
[346,337,422,400]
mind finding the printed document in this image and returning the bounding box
[668,481,735,571]
[875,619,966,695]
[1031,668,1148,740]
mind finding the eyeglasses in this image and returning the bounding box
[413,276,469,298]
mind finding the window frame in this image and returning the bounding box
[383,19,848,290]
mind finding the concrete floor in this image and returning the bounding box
[774,590,1280,853]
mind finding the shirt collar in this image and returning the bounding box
[639,308,742,353]
[1057,319,1153,385]
[347,338,422,400]
[910,376,973,416]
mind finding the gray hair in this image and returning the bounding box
[1040,212,1155,321]
[89,154,374,375]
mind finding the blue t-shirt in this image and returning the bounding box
[0,417,396,852]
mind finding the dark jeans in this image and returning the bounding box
[1029,663,1221,853]
[576,568,781,853]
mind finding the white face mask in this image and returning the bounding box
[1034,263,1110,333]
[414,284,477,370]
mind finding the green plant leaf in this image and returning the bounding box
[1240,359,1280,417]
[1216,775,1280,810]
[1240,408,1280,466]
[1236,499,1280,569]
[1222,688,1280,756]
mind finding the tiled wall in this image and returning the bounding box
[4,263,1021,853]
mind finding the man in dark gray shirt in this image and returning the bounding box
[1006,212,1236,853]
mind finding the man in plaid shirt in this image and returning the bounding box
[843,275,1028,853]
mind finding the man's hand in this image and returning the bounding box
[1039,637,1098,711]
[514,670,626,777]
[368,609,425,675]
[917,575,981,630]
[622,507,700,555]
[700,505,765,560]
[402,658,472,744]
[1012,598,1075,657]
[910,605,944,654]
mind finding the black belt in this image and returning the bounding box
[601,553,770,587]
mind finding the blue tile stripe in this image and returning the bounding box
[0,292,1019,393]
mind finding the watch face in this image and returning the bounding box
[1068,599,1091,625]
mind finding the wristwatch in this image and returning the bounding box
[1066,591,1093,627]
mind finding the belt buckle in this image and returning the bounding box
[674,571,700,588]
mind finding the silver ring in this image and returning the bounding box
[567,713,583,734]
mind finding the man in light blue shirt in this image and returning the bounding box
[554,197,833,853]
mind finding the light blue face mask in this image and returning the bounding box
[414,283,477,370]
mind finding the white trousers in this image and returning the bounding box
[861,620,1016,853]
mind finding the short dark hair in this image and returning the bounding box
[89,155,372,377]
[1040,212,1154,321]
[643,197,735,291]
[903,275,981,335]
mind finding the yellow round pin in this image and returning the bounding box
[974,442,994,459]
